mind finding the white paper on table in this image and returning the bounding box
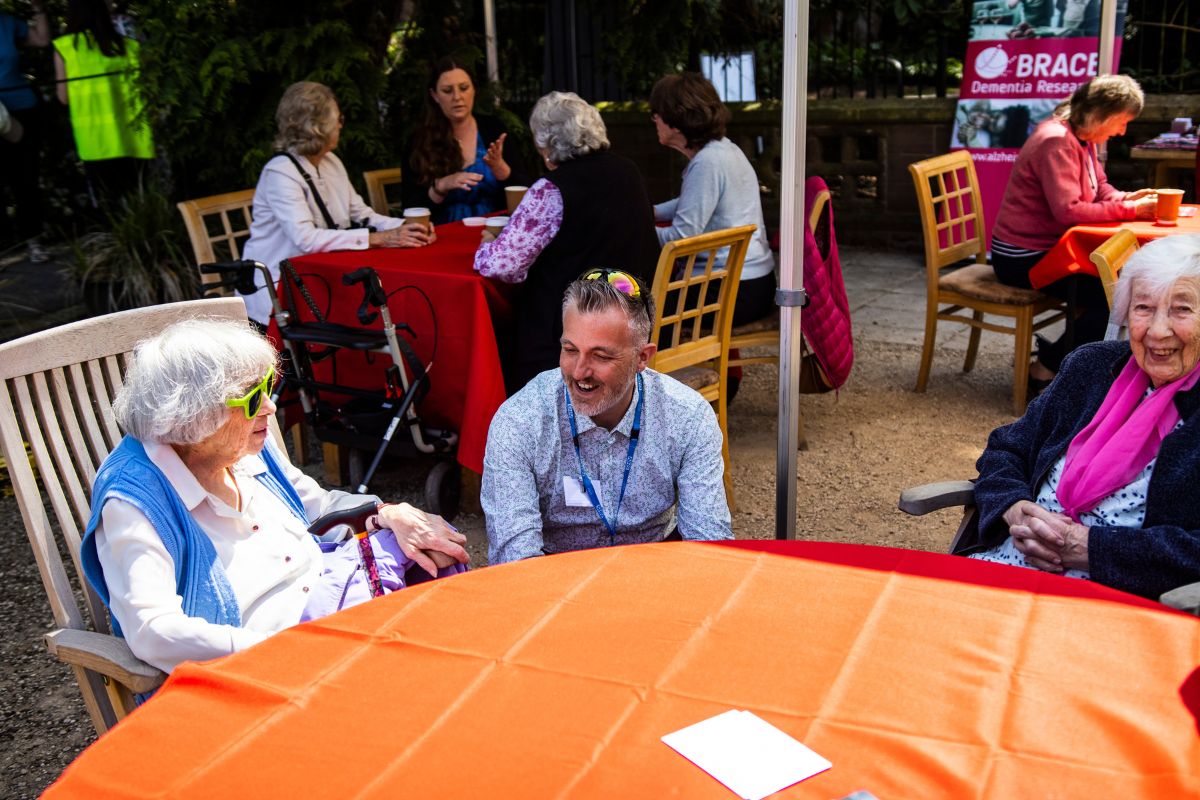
[661,709,832,800]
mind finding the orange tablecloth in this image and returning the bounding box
[286,221,512,474]
[1028,205,1200,289]
[46,542,1200,798]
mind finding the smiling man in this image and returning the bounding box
[482,269,731,564]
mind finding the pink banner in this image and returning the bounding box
[953,0,1126,245]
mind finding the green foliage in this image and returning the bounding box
[131,0,403,197]
[69,180,197,311]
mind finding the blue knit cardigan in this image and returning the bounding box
[80,436,308,637]
[969,341,1200,599]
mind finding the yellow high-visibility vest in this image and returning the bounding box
[53,33,154,162]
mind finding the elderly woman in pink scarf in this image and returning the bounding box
[963,235,1200,599]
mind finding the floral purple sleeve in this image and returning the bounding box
[473,179,563,283]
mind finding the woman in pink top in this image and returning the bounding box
[991,75,1157,390]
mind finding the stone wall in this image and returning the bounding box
[600,94,1198,252]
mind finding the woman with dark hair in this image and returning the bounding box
[53,0,154,202]
[400,57,528,224]
[649,72,775,326]
[992,74,1157,392]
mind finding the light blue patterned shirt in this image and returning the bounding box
[482,368,732,564]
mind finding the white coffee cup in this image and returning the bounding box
[1171,118,1193,135]
[462,216,486,227]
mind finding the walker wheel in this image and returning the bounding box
[424,461,461,522]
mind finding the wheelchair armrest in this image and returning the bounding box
[1159,582,1200,617]
[898,480,977,516]
[45,628,166,695]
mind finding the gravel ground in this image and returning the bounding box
[0,334,1018,798]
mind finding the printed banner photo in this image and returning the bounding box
[953,0,1128,245]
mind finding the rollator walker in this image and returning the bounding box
[200,259,461,518]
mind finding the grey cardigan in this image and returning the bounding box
[654,137,775,281]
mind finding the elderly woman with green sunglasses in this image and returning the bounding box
[79,318,469,675]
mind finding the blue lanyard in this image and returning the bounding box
[563,372,644,545]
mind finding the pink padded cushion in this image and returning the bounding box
[939,263,1048,305]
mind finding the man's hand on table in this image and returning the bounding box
[377,502,470,576]
[370,222,436,249]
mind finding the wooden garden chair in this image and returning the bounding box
[648,225,755,513]
[909,151,1068,414]
[0,297,290,735]
[726,186,833,450]
[1090,229,1139,341]
[363,167,403,216]
[176,189,256,296]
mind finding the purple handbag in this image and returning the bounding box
[301,529,467,622]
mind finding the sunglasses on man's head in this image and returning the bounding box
[226,366,278,420]
[582,269,644,303]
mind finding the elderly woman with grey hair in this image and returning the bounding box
[241,81,434,326]
[79,318,468,675]
[474,90,659,391]
[962,235,1200,600]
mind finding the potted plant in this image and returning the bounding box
[70,180,198,314]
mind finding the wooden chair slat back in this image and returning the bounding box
[176,189,256,294]
[0,298,250,734]
[649,226,755,370]
[363,167,403,216]
[909,151,988,277]
[1089,229,1139,310]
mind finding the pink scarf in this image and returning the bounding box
[1056,357,1200,521]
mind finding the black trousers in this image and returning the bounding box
[0,104,45,242]
[992,249,1108,373]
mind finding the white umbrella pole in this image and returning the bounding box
[775,0,809,539]
[484,0,500,85]
[1097,0,1117,76]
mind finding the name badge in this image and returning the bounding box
[562,475,593,508]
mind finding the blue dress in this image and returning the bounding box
[436,133,502,223]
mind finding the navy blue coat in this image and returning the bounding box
[970,341,1200,599]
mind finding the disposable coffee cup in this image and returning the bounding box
[403,207,432,233]
[484,216,509,236]
[505,185,529,214]
[462,216,486,227]
[1156,188,1185,226]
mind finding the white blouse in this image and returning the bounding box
[240,151,404,324]
[94,441,368,673]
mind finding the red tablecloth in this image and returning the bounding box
[1028,205,1200,289]
[45,542,1200,799]
[285,221,512,473]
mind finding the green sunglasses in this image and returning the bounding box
[226,366,278,419]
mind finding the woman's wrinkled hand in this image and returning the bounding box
[1125,188,1156,202]
[377,502,469,577]
[1003,500,1089,572]
[435,171,483,195]
[369,222,435,249]
[1132,195,1158,220]
[482,133,511,181]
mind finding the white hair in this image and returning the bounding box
[114,318,278,444]
[1112,235,1200,324]
[529,91,609,164]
